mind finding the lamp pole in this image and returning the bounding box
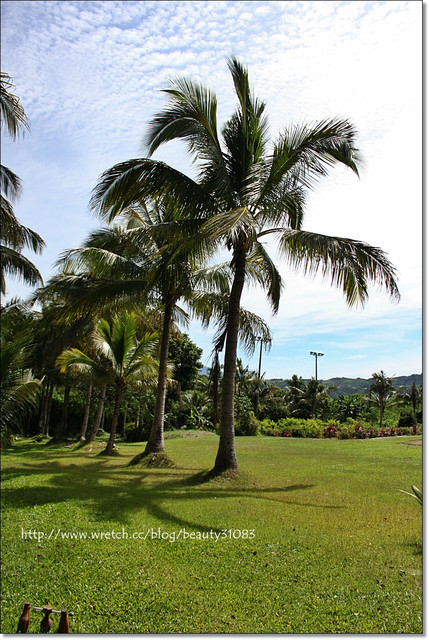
[310,351,324,381]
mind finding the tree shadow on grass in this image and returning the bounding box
[2,454,343,534]
[400,540,422,556]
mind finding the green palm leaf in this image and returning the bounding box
[278,229,400,306]
[90,159,213,223]
[0,72,29,139]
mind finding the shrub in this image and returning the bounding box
[260,419,277,434]
[277,418,325,438]
[235,409,260,436]
[323,425,338,438]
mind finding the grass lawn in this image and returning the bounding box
[1,434,422,633]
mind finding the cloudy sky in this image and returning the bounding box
[1,0,422,380]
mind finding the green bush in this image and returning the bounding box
[259,416,422,440]
[277,417,325,438]
[235,410,260,436]
[235,396,260,436]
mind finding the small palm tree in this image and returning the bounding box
[90,58,400,473]
[393,381,422,423]
[0,333,42,437]
[368,370,395,429]
[57,312,159,455]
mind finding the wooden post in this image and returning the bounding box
[17,603,31,633]
[40,606,53,633]
[57,609,70,633]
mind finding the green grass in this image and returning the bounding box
[1,434,422,633]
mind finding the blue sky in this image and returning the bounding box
[1,0,422,380]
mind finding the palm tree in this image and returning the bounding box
[303,379,332,419]
[368,370,395,429]
[333,394,365,422]
[1,72,45,295]
[90,57,400,472]
[57,312,159,455]
[47,203,233,458]
[393,381,422,423]
[0,320,42,438]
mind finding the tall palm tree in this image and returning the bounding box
[90,57,400,472]
[57,312,159,455]
[368,370,395,429]
[1,72,45,295]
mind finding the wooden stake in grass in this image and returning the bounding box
[40,606,53,633]
[17,603,31,633]
[57,610,70,633]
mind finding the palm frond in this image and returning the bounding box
[0,164,22,200]
[0,72,30,139]
[246,241,283,313]
[262,118,361,199]
[0,245,44,294]
[90,158,213,223]
[1,196,45,253]
[279,230,400,306]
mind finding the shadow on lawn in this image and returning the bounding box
[2,450,343,532]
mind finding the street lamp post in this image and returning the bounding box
[310,351,324,381]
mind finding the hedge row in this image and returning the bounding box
[258,417,421,439]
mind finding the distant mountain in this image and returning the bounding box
[268,373,422,398]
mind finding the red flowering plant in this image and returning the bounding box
[323,425,338,438]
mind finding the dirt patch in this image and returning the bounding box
[164,431,215,440]
[399,440,422,446]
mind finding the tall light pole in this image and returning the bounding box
[310,351,324,381]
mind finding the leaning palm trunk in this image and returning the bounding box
[213,252,246,472]
[87,383,106,442]
[144,302,172,455]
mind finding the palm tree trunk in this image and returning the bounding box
[44,380,54,437]
[213,250,246,472]
[54,378,71,442]
[103,383,123,455]
[79,379,93,440]
[87,383,107,442]
[144,301,173,455]
[121,405,127,438]
[135,404,141,429]
[38,384,47,434]
[379,402,385,429]
[212,351,220,428]
[39,378,53,435]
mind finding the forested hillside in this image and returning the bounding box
[269,374,423,398]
